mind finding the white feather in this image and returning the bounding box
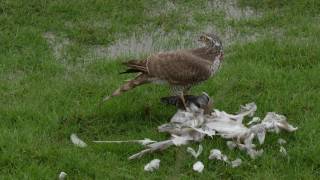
[247,117,261,125]
[58,172,67,180]
[70,134,87,148]
[93,138,156,146]
[144,159,160,172]
[277,138,287,145]
[280,146,287,156]
[231,158,242,168]
[171,135,192,146]
[193,161,204,173]
[187,144,203,158]
[226,141,237,150]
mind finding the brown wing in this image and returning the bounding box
[147,52,212,85]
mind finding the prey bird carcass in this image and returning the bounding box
[94,93,297,161]
[126,93,297,160]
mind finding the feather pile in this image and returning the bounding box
[128,102,297,160]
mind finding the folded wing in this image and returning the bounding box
[147,52,212,85]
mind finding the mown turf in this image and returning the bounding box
[1,0,319,179]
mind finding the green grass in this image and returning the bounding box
[1,0,320,179]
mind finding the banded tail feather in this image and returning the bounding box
[103,73,149,101]
[122,60,148,73]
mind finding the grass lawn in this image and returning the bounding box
[1,0,320,179]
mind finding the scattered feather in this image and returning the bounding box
[231,158,242,168]
[226,141,237,150]
[171,135,192,146]
[93,138,156,146]
[187,144,203,158]
[193,161,204,173]
[247,117,261,125]
[144,159,160,172]
[247,149,264,159]
[277,138,287,145]
[70,134,87,148]
[58,172,67,180]
[262,112,298,132]
[129,140,173,160]
[280,146,287,156]
[129,149,153,160]
[250,124,266,144]
[239,102,257,117]
[208,149,222,160]
[208,149,229,162]
[191,127,215,137]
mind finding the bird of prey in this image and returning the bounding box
[103,33,224,108]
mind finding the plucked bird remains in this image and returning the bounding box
[103,33,224,108]
[125,97,297,160]
[94,93,298,171]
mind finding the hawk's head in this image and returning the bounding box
[199,33,223,49]
[199,33,224,60]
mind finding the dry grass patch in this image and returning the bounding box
[207,0,261,20]
[42,32,71,63]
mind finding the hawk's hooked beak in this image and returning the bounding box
[197,36,206,44]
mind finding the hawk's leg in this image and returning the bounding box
[179,93,188,110]
[170,85,190,110]
[180,88,192,110]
